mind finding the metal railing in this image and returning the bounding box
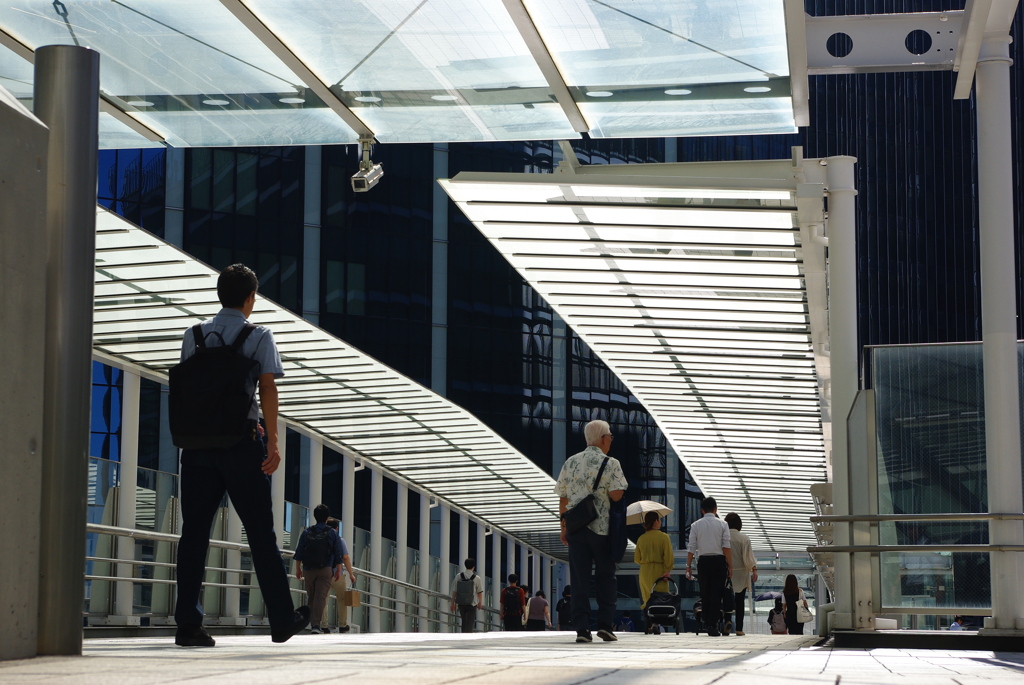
[85,523,500,629]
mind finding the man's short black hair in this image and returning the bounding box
[701,497,717,513]
[725,512,742,530]
[508,573,518,584]
[218,263,258,308]
[465,558,476,570]
[313,503,330,524]
[326,517,340,530]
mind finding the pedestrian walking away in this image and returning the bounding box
[322,517,356,633]
[500,574,526,631]
[556,419,628,644]
[724,512,757,636]
[525,590,551,631]
[555,586,573,631]
[169,264,309,647]
[685,497,732,637]
[634,511,674,626]
[451,558,485,633]
[782,574,810,636]
[294,503,347,634]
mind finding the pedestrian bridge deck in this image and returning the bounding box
[4,631,1023,685]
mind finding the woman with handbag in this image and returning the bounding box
[634,511,674,633]
[782,574,811,635]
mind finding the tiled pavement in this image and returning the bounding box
[2,631,1023,684]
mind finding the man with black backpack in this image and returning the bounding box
[450,558,485,633]
[170,264,309,647]
[500,573,527,631]
[295,504,346,634]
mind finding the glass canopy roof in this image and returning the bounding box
[0,0,797,147]
[440,158,831,551]
[92,207,562,555]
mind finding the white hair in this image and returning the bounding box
[584,420,610,446]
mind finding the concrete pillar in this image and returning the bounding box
[395,482,409,631]
[419,493,432,632]
[35,44,100,656]
[438,505,450,631]
[0,89,48,660]
[976,35,1024,631]
[114,370,141,623]
[825,155,858,630]
[369,469,383,632]
[272,418,287,536]
[307,436,322,510]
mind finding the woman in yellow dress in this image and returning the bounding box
[634,511,674,628]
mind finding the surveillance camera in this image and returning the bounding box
[351,163,384,192]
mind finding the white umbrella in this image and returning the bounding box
[626,500,672,526]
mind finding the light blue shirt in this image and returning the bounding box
[686,512,731,557]
[180,308,284,420]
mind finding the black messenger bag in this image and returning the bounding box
[561,457,609,534]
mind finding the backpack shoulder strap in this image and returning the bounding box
[191,324,206,349]
[591,456,610,491]
[231,323,257,351]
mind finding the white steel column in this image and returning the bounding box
[519,544,529,591]
[492,533,503,624]
[542,556,552,601]
[506,537,516,588]
[438,505,451,631]
[418,493,431,632]
[976,34,1024,631]
[114,369,140,623]
[342,454,355,548]
[396,482,409,631]
[825,156,858,630]
[369,469,383,632]
[531,551,541,599]
[476,522,487,630]
[307,436,323,509]
[458,513,469,570]
[272,417,287,535]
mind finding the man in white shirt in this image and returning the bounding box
[450,558,485,633]
[686,497,732,637]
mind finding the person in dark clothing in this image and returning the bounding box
[685,497,732,636]
[294,503,346,634]
[555,585,573,631]
[500,573,526,631]
[783,574,808,636]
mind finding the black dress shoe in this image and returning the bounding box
[175,625,215,647]
[272,606,311,643]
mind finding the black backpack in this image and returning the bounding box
[455,572,477,606]
[302,526,333,569]
[503,586,523,615]
[168,324,258,450]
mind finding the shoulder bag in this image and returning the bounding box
[561,457,609,534]
[796,593,813,623]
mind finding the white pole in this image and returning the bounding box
[976,34,1024,631]
[369,469,383,632]
[542,556,552,602]
[476,522,487,631]
[222,502,242,623]
[532,551,541,598]
[342,454,355,549]
[114,369,140,622]
[825,155,858,630]
[307,435,322,511]
[458,513,469,571]
[418,493,431,632]
[396,482,409,631]
[272,417,287,537]
[438,505,451,632]
[492,532,503,628]
[519,544,529,592]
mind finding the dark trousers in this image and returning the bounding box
[697,555,727,630]
[732,588,747,632]
[503,615,523,631]
[567,527,617,634]
[174,438,295,631]
[458,604,477,633]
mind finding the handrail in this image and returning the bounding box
[86,522,500,618]
[810,513,1024,523]
[808,544,1024,553]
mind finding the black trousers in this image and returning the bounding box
[733,588,748,632]
[567,527,617,634]
[174,437,295,631]
[697,555,728,630]
[458,604,477,633]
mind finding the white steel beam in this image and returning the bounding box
[784,0,810,127]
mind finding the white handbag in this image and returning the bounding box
[796,601,813,623]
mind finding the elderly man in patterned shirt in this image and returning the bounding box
[556,419,628,643]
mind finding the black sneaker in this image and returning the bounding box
[723,621,732,636]
[272,606,312,643]
[575,632,593,643]
[338,625,351,633]
[175,625,215,647]
[596,629,617,642]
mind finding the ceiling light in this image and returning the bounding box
[126,100,153,107]
[431,94,458,101]
[279,97,305,104]
[355,96,382,103]
[744,87,772,93]
[664,89,692,96]
[586,91,614,97]
[202,99,230,106]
